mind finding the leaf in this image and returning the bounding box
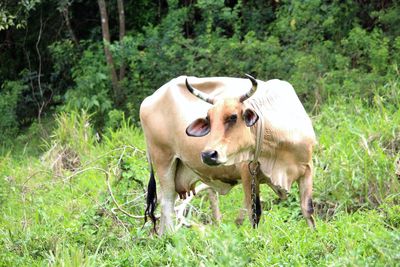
[92,99,100,107]
[290,18,296,30]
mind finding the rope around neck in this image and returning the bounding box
[248,99,264,228]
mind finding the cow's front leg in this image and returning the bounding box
[238,162,261,227]
[207,187,222,223]
[298,163,315,229]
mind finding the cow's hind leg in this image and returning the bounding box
[298,163,315,229]
[160,162,178,234]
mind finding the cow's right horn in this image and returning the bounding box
[240,74,258,102]
[186,78,214,104]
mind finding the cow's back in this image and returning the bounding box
[249,79,316,146]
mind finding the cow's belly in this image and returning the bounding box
[258,154,308,199]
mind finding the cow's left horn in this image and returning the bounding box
[186,78,214,104]
[240,74,258,102]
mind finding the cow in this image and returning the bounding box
[140,74,316,234]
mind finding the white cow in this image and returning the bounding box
[140,75,316,234]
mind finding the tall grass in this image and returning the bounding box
[50,111,97,153]
[313,96,400,215]
[0,99,399,265]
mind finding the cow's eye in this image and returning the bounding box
[228,114,237,123]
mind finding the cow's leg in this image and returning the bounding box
[152,152,178,235]
[298,163,315,229]
[159,179,177,234]
[235,208,247,226]
[207,188,222,223]
[239,163,261,227]
[240,163,252,224]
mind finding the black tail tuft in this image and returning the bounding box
[144,163,158,232]
[254,195,262,228]
[308,198,314,214]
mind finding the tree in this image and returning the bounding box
[0,0,41,30]
[59,1,79,47]
[117,0,126,81]
[98,0,123,107]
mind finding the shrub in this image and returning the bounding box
[0,81,27,143]
[64,43,113,126]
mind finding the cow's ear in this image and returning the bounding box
[186,118,210,137]
[243,108,259,127]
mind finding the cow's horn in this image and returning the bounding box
[185,78,214,104]
[240,74,258,102]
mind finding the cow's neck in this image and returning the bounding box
[248,99,265,164]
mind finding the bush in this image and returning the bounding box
[0,81,27,143]
[64,43,113,126]
[48,40,80,98]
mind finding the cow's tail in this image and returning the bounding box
[144,152,158,231]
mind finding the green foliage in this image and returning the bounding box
[64,43,113,124]
[370,2,400,37]
[3,0,400,126]
[104,109,126,130]
[341,27,389,73]
[0,0,41,30]
[97,0,397,120]
[314,98,400,212]
[48,39,80,96]
[0,80,27,143]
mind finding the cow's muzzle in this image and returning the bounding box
[201,150,220,166]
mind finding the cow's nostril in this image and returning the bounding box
[209,150,218,160]
[201,150,219,166]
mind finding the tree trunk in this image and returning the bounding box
[62,6,79,47]
[117,0,126,81]
[98,0,122,106]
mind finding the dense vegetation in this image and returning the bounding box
[1,0,399,265]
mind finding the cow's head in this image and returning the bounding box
[185,74,259,166]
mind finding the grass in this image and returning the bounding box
[0,97,399,266]
[313,97,400,214]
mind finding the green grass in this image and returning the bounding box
[0,98,399,266]
[313,97,400,214]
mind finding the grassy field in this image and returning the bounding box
[1,98,399,266]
